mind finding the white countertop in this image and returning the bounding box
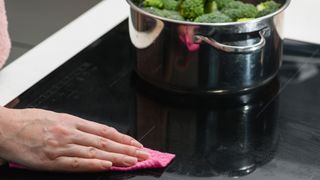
[284,0,320,45]
[0,0,319,106]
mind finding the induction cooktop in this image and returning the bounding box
[1,20,320,180]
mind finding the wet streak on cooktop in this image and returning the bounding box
[1,20,320,180]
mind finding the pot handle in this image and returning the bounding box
[193,30,266,53]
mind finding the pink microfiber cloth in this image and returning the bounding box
[111,148,175,171]
[0,0,11,68]
[9,148,175,171]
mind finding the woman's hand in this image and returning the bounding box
[0,107,149,172]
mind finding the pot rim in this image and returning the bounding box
[126,0,291,27]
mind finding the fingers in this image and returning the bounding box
[51,157,112,172]
[56,145,138,167]
[71,131,149,161]
[75,119,143,148]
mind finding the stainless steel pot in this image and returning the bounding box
[127,0,290,94]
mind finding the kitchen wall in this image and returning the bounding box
[5,0,101,65]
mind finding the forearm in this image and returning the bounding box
[0,106,24,162]
[0,106,13,165]
[0,106,9,143]
[0,106,14,142]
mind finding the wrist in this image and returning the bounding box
[0,106,19,162]
[0,106,13,128]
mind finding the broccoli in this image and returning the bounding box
[162,9,185,20]
[256,0,281,17]
[144,7,185,20]
[194,11,232,23]
[140,0,281,23]
[143,0,164,9]
[162,0,179,10]
[144,6,163,15]
[205,0,218,13]
[180,0,205,20]
[222,1,258,20]
[215,0,234,9]
[223,0,244,9]
[237,17,254,22]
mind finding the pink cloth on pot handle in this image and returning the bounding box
[9,148,175,171]
[178,26,200,52]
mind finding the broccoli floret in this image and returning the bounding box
[144,6,163,15]
[215,0,234,9]
[144,0,164,9]
[237,17,254,22]
[222,1,258,20]
[162,9,185,20]
[194,11,232,23]
[162,0,179,10]
[223,8,257,20]
[257,0,281,17]
[180,0,205,20]
[144,7,184,20]
[144,6,161,13]
[205,0,218,13]
[223,0,244,9]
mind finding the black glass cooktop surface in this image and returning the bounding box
[1,20,320,180]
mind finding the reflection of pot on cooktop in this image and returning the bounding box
[133,78,280,178]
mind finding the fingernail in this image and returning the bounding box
[137,149,150,160]
[123,157,138,166]
[102,161,112,169]
[131,139,143,148]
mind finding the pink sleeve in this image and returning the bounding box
[0,0,11,68]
